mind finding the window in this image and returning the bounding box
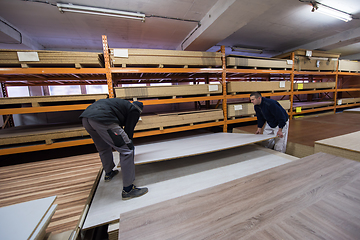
[86,85,108,94]
[6,86,30,97]
[49,85,81,95]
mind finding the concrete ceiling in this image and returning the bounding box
[0,0,359,60]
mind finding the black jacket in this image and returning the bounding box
[80,98,140,139]
[254,97,288,129]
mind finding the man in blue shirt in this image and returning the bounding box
[250,92,289,153]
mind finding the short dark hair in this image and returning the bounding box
[250,92,262,98]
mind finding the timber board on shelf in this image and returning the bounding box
[337,97,360,105]
[0,49,103,68]
[227,100,290,118]
[293,101,334,110]
[226,55,292,70]
[226,81,291,94]
[114,84,222,99]
[135,109,224,131]
[293,82,335,90]
[338,59,360,72]
[110,48,222,67]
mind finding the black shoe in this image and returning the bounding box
[104,170,119,182]
[122,186,148,200]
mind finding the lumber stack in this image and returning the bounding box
[110,48,222,67]
[226,55,292,70]
[338,60,360,72]
[226,81,291,94]
[115,84,222,99]
[135,109,224,131]
[293,101,334,110]
[0,49,103,68]
[227,100,290,118]
[337,97,360,105]
[293,82,335,90]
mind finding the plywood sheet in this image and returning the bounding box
[292,101,334,109]
[227,100,290,118]
[293,82,336,90]
[83,140,295,229]
[338,59,360,72]
[130,132,276,165]
[119,153,360,240]
[226,55,291,69]
[0,196,56,240]
[337,97,360,105]
[314,131,360,161]
[115,84,222,99]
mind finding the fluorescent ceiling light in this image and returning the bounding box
[56,3,146,22]
[231,47,263,54]
[311,2,352,22]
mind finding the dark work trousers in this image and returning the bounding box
[82,118,135,187]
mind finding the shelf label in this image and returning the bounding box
[208,85,219,92]
[113,48,129,58]
[17,52,39,62]
[286,60,293,65]
[234,105,243,111]
[296,107,302,113]
[306,50,312,57]
[337,100,342,105]
[279,81,286,88]
[297,83,304,90]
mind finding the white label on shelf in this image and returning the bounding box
[113,49,129,58]
[139,117,142,121]
[286,60,293,65]
[338,100,342,105]
[306,50,312,57]
[208,85,218,92]
[234,105,243,111]
[279,81,286,88]
[17,52,39,62]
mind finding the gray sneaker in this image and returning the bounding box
[104,170,119,182]
[122,186,148,200]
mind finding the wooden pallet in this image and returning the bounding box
[0,49,103,68]
[226,81,291,94]
[135,109,224,131]
[115,84,222,99]
[110,48,222,68]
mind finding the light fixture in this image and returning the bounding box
[56,3,146,22]
[231,47,263,54]
[311,1,352,22]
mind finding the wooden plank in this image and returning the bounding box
[227,100,290,118]
[344,107,360,114]
[292,101,334,110]
[293,82,336,90]
[83,144,297,230]
[338,60,360,72]
[337,97,360,105]
[114,84,222,99]
[315,131,360,161]
[226,55,291,69]
[119,153,360,240]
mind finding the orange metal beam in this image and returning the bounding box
[226,69,292,74]
[337,88,360,92]
[226,116,257,125]
[140,95,224,105]
[0,68,106,75]
[0,139,94,155]
[0,104,90,115]
[291,106,335,115]
[336,102,360,109]
[111,68,223,74]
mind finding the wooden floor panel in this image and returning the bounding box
[119,153,360,240]
[0,153,102,234]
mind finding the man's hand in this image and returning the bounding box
[255,128,262,134]
[277,128,284,138]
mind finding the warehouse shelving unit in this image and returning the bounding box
[1,36,360,156]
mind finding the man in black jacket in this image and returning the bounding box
[250,92,289,153]
[80,98,148,200]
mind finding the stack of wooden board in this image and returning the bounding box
[0,196,57,240]
[337,97,360,105]
[293,82,336,90]
[226,81,291,94]
[227,100,290,118]
[110,48,222,68]
[115,84,222,99]
[0,49,103,68]
[315,131,360,161]
[135,109,224,131]
[343,107,360,114]
[226,55,292,70]
[338,59,360,72]
[293,101,334,111]
[276,49,340,71]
